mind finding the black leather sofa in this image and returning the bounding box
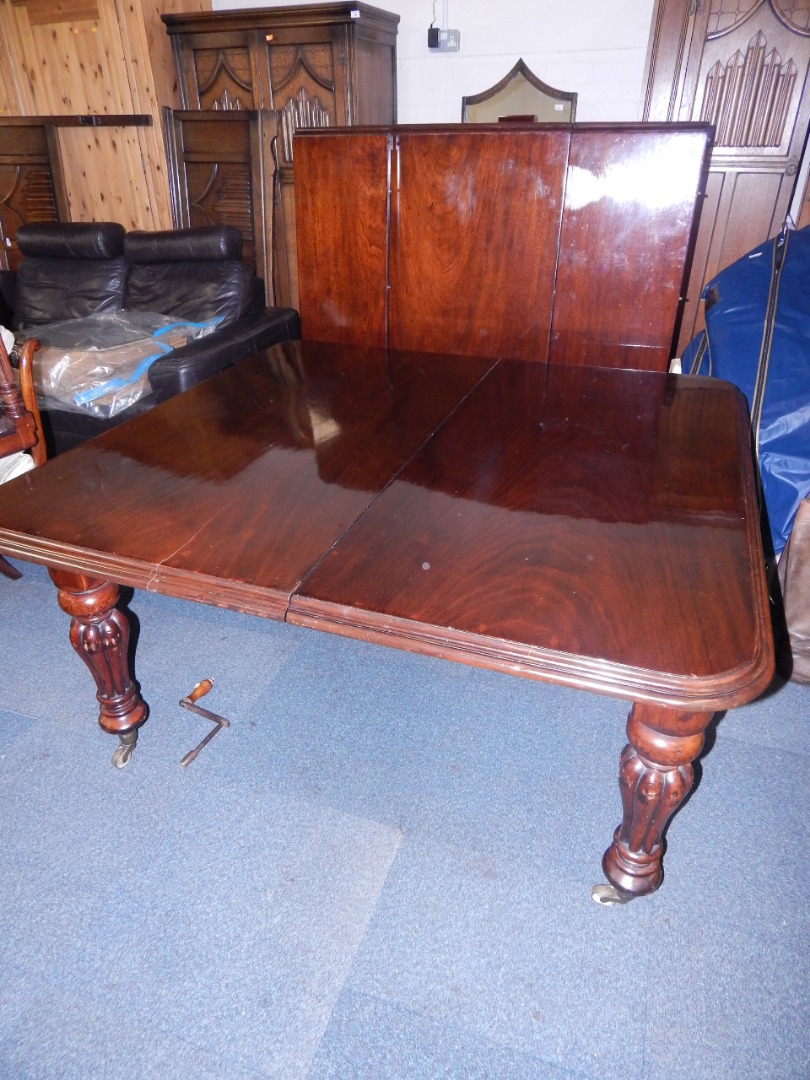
[0,222,299,456]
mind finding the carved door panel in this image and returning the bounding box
[0,122,68,271]
[178,33,257,110]
[644,0,810,353]
[171,27,348,159]
[264,27,349,166]
[163,109,277,304]
[163,5,398,310]
[0,166,59,271]
[263,27,350,309]
[168,26,351,310]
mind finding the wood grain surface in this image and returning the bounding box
[388,128,569,360]
[0,342,772,707]
[0,342,493,615]
[295,133,391,347]
[550,126,712,369]
[289,358,773,708]
[294,123,711,371]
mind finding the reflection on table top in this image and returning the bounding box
[0,340,773,707]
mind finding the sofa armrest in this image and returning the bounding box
[147,307,300,401]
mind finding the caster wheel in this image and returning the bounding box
[591,883,633,906]
[111,743,134,769]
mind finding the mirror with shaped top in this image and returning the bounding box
[462,59,577,123]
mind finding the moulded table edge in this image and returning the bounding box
[0,530,291,620]
[286,598,776,712]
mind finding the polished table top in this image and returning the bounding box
[0,340,773,714]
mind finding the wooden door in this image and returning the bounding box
[643,0,810,354]
[170,25,347,153]
[265,26,349,162]
[163,6,398,310]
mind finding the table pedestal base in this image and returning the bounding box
[50,569,148,766]
[602,702,710,898]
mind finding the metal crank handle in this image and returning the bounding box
[179,678,230,768]
[180,678,231,727]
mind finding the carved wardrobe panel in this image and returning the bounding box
[643,0,810,352]
[694,1,808,154]
[0,121,67,269]
[163,109,276,300]
[162,4,399,309]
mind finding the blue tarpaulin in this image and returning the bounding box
[681,226,810,557]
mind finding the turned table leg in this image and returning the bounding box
[595,701,713,903]
[49,568,148,768]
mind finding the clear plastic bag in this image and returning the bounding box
[28,311,222,418]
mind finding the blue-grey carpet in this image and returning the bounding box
[1,560,807,1080]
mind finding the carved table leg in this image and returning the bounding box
[49,568,148,768]
[595,702,713,903]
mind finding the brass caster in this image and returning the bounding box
[111,742,134,769]
[591,883,634,906]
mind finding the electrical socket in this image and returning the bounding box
[434,28,460,52]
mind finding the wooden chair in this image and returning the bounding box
[0,334,44,578]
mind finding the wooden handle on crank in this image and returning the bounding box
[187,678,214,703]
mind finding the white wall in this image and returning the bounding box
[212,0,656,122]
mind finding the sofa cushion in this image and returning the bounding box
[15,222,126,260]
[124,226,253,327]
[13,222,127,331]
[148,307,301,400]
[124,225,242,263]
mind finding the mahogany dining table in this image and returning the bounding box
[0,340,775,903]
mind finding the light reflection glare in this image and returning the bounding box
[566,144,697,211]
[309,405,342,446]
